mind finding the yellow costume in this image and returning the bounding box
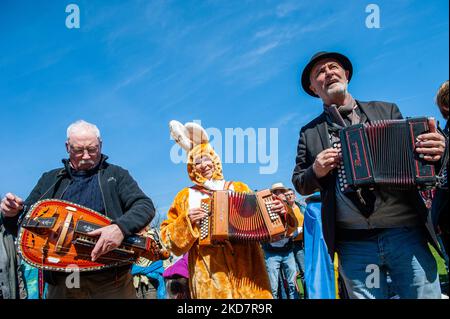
[162,120,298,298]
[161,141,273,299]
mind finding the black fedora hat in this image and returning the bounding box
[301,51,353,98]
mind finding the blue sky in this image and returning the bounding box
[1,0,448,225]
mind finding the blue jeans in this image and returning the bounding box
[264,249,299,299]
[336,227,441,299]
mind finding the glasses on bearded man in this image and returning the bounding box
[69,145,100,156]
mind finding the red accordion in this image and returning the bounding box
[337,117,437,191]
[198,189,286,246]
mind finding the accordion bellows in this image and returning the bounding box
[337,117,437,191]
[199,189,286,245]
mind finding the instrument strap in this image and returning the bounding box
[190,181,234,195]
[420,188,436,210]
[38,269,44,299]
[437,136,448,189]
[190,185,213,196]
[224,181,233,190]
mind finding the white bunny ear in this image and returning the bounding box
[185,122,209,146]
[169,120,193,151]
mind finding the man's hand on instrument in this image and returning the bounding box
[0,193,24,217]
[270,195,287,217]
[292,226,303,238]
[188,207,208,226]
[415,119,446,162]
[313,148,341,178]
[88,224,125,262]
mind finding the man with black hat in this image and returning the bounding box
[292,51,446,299]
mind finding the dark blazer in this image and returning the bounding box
[291,100,441,257]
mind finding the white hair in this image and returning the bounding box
[66,120,102,141]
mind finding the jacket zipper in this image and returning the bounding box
[59,180,72,199]
[98,171,108,217]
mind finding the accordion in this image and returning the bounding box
[336,117,437,192]
[199,189,286,246]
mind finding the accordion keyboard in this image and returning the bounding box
[262,198,282,222]
[333,141,350,192]
[200,201,210,240]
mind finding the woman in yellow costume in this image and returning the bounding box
[160,120,296,299]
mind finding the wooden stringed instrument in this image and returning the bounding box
[18,199,169,272]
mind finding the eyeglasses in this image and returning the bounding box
[69,145,100,156]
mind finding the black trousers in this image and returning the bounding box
[46,266,136,299]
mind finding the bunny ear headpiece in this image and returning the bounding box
[169,120,224,186]
[169,120,209,151]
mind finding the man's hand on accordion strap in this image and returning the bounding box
[415,119,446,162]
[313,148,341,178]
[188,207,208,226]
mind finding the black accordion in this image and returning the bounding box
[336,117,437,191]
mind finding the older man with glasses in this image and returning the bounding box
[0,120,155,299]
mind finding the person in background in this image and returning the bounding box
[0,215,26,299]
[432,80,449,295]
[132,227,166,299]
[262,183,299,299]
[285,188,306,298]
[163,253,190,299]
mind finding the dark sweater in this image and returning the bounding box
[61,166,105,214]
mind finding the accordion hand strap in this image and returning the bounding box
[190,185,213,196]
[190,181,233,195]
[224,181,233,190]
[437,138,448,189]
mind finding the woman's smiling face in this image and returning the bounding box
[194,155,215,180]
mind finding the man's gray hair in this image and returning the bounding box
[67,120,102,141]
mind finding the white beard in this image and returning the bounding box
[326,82,347,99]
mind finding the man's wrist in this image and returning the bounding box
[0,209,9,219]
[312,162,325,179]
[312,162,319,178]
